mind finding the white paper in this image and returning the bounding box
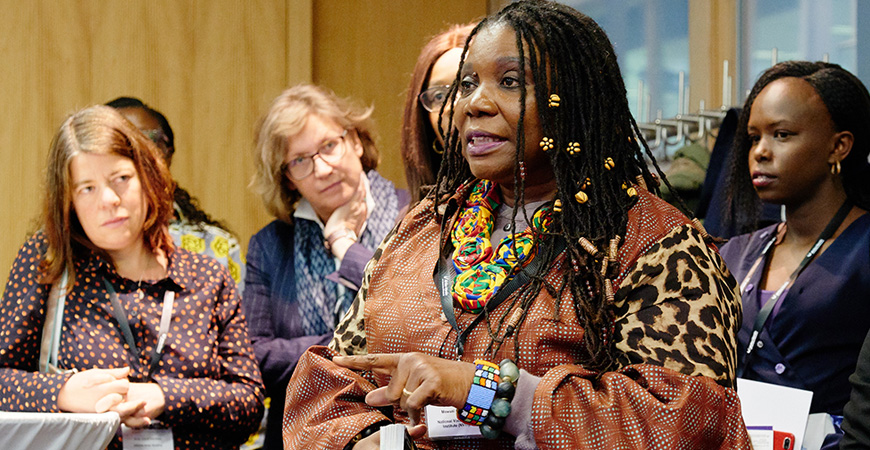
[424,405,482,440]
[737,378,812,450]
[802,413,836,450]
[746,426,774,450]
[122,425,174,450]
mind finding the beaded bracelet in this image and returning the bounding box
[480,359,520,439]
[457,359,500,426]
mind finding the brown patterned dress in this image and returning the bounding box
[283,184,751,449]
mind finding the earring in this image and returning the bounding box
[831,160,841,175]
[432,140,444,155]
[548,94,561,108]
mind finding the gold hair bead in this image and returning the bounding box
[553,199,562,212]
[566,142,581,155]
[621,182,627,190]
[626,187,638,198]
[548,94,561,108]
[609,236,620,261]
[574,190,588,204]
[604,157,615,171]
[580,178,591,190]
[600,257,609,277]
[539,137,554,152]
[577,237,598,256]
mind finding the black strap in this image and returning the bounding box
[437,238,566,356]
[103,278,173,380]
[738,200,852,377]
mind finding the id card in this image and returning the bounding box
[424,405,482,440]
[122,424,174,450]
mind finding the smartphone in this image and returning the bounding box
[774,430,796,450]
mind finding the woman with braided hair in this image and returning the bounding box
[283,1,749,448]
[719,61,870,448]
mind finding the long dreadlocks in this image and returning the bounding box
[434,0,676,372]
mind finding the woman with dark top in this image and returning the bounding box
[719,61,870,447]
[282,2,749,448]
[244,84,409,449]
[401,23,474,203]
[0,105,264,449]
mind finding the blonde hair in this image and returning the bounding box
[40,105,175,285]
[252,84,379,223]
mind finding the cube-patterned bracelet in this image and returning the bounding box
[457,359,500,426]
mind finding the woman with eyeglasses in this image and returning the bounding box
[245,84,409,449]
[401,23,475,203]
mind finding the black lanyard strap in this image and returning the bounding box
[738,200,852,377]
[103,278,175,380]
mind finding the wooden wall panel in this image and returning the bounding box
[312,0,488,188]
[0,0,288,289]
[0,0,487,289]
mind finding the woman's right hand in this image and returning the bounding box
[57,367,132,413]
[323,175,368,259]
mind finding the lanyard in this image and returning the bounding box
[102,278,175,380]
[737,201,852,377]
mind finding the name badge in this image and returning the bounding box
[424,405,482,440]
[122,425,174,450]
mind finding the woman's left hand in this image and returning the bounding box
[112,382,166,428]
[323,175,368,259]
[333,352,475,425]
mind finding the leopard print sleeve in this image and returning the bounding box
[611,223,742,388]
[329,224,401,356]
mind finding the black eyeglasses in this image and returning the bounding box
[419,85,452,112]
[282,129,348,180]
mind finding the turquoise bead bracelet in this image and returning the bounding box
[480,359,520,439]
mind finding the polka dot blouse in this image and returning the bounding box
[0,233,265,449]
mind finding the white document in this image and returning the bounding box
[746,425,774,450]
[424,405,482,440]
[122,425,174,450]
[736,378,813,450]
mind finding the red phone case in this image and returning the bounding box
[774,430,796,450]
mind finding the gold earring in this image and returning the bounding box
[831,160,841,175]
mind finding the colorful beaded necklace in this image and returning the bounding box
[451,180,552,313]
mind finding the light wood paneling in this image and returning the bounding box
[689,0,738,110]
[312,0,487,188]
[0,0,289,289]
[0,0,487,289]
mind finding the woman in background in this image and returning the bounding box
[0,105,264,449]
[400,23,474,203]
[245,84,408,449]
[106,97,246,292]
[720,61,870,447]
